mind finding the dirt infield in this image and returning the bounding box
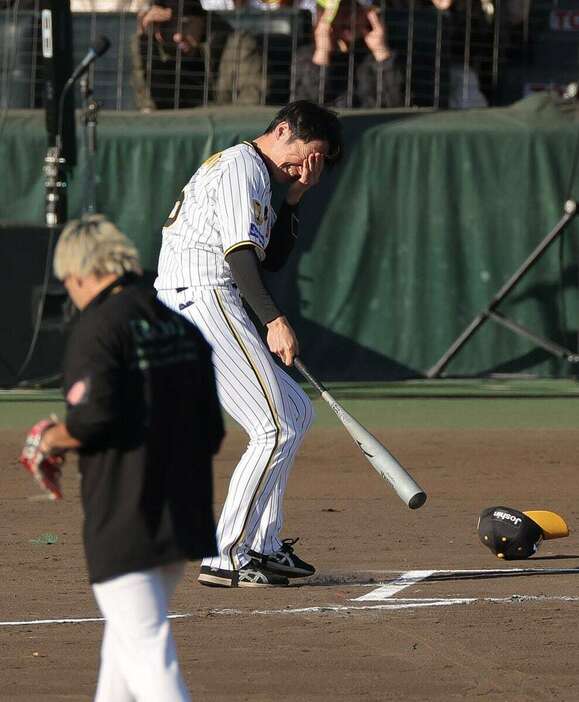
[2,419,579,701]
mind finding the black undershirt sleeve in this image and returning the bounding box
[262,201,299,272]
[226,246,282,326]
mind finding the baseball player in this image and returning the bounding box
[155,100,342,587]
[20,215,224,701]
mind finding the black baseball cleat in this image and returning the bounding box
[248,538,315,578]
[198,563,289,588]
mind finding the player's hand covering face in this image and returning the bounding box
[287,152,325,204]
[296,152,325,186]
[272,126,327,181]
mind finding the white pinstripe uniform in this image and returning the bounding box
[155,142,314,572]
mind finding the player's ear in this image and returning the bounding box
[276,122,290,141]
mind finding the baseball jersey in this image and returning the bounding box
[155,142,277,290]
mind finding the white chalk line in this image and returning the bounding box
[362,568,579,574]
[353,566,579,602]
[3,595,579,626]
[354,569,434,601]
[0,614,193,627]
[216,595,579,615]
[3,567,579,627]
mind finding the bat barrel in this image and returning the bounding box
[382,459,427,510]
[294,359,428,511]
[408,491,427,510]
[321,390,428,511]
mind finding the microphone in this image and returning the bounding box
[68,35,111,85]
[56,35,111,151]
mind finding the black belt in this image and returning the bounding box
[176,284,237,292]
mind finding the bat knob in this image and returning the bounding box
[408,492,427,510]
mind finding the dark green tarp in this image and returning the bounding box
[1,94,578,379]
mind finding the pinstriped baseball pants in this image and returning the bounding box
[158,286,314,571]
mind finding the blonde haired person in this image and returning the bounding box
[53,215,142,290]
[25,215,224,701]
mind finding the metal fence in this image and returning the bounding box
[0,0,577,112]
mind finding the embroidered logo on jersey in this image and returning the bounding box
[129,318,199,371]
[202,151,222,169]
[67,377,90,406]
[164,189,185,228]
[252,200,266,225]
[249,222,266,248]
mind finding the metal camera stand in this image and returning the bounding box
[80,67,100,214]
[43,146,68,227]
[427,199,579,378]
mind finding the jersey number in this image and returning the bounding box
[164,190,185,228]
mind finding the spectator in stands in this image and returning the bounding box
[437,0,528,106]
[1,0,39,108]
[132,0,266,109]
[293,0,402,108]
[70,1,144,10]
[430,0,489,108]
[199,0,311,8]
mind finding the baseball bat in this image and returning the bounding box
[294,357,427,510]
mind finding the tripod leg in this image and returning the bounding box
[426,202,578,378]
[488,311,579,362]
[426,312,489,378]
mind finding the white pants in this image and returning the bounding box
[158,286,314,571]
[92,561,190,702]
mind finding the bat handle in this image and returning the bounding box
[294,356,327,396]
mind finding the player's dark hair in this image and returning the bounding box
[264,101,343,165]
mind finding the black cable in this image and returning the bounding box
[0,0,24,141]
[0,1,51,390]
[12,226,58,386]
[15,371,63,389]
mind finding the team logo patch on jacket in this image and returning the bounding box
[67,377,90,406]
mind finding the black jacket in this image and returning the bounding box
[293,43,402,109]
[64,276,223,583]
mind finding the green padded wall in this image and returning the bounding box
[2,95,578,379]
